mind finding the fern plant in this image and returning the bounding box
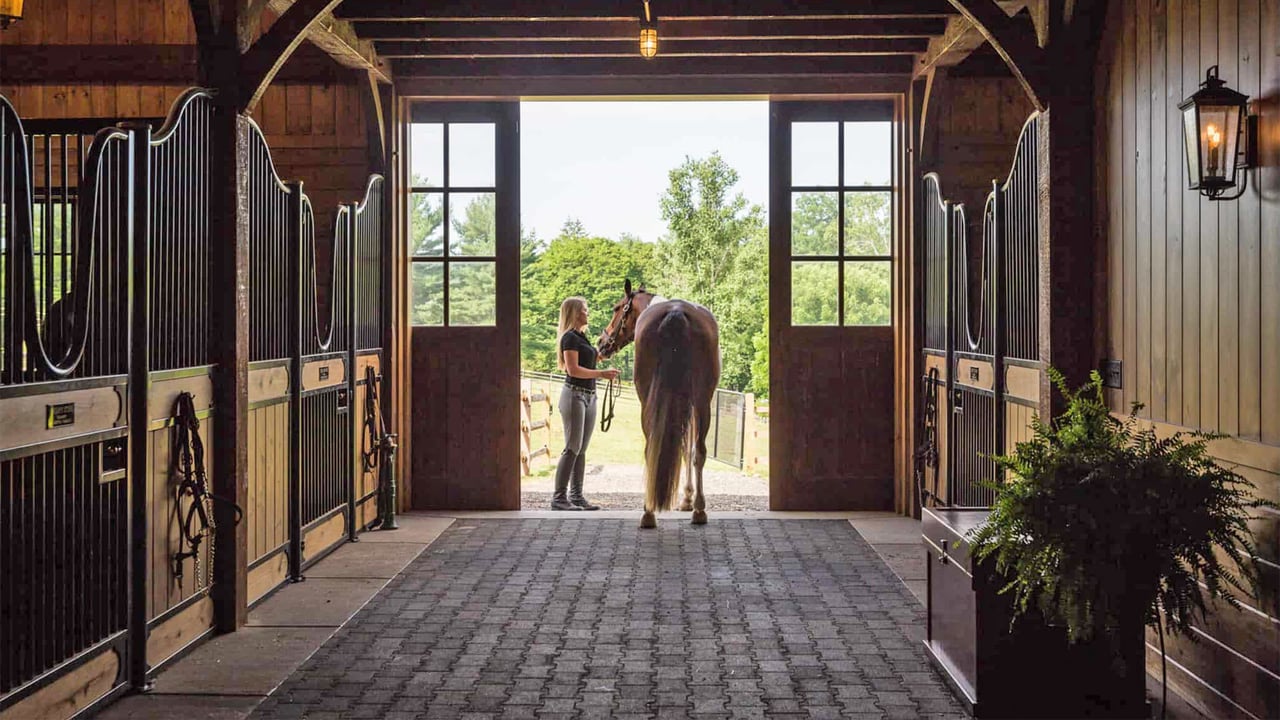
[969,370,1271,647]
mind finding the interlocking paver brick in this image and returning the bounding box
[251,520,964,719]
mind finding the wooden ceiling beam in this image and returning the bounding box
[913,1,1027,77]
[240,0,348,110]
[335,0,956,21]
[267,0,391,81]
[944,0,1046,108]
[0,44,352,84]
[352,18,950,41]
[375,38,929,58]
[396,74,910,98]
[391,55,915,77]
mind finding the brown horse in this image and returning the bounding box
[597,280,720,528]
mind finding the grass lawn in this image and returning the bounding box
[524,379,767,479]
[527,388,649,477]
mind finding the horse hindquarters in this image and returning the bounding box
[642,309,693,514]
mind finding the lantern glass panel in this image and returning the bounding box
[1182,105,1201,187]
[1198,104,1241,183]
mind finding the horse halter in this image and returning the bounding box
[598,291,639,358]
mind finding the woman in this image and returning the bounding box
[552,297,619,511]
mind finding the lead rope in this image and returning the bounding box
[172,391,243,589]
[914,367,941,510]
[599,375,622,432]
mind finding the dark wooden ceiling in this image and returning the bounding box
[331,0,999,96]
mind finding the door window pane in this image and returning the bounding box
[843,121,892,186]
[791,122,838,187]
[843,191,892,256]
[844,261,891,326]
[790,192,839,256]
[448,262,496,326]
[410,124,443,188]
[409,193,444,256]
[448,193,496,257]
[410,262,444,326]
[448,123,496,188]
[791,261,838,326]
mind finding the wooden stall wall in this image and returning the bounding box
[919,73,1035,213]
[1095,1,1280,717]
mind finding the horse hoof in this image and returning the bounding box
[678,501,694,512]
[640,513,657,529]
[691,510,707,525]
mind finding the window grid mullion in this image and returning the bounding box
[443,124,451,326]
[837,122,845,325]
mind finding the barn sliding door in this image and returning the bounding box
[407,102,520,509]
[768,101,898,510]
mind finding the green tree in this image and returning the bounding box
[408,175,444,324]
[523,222,654,378]
[652,153,768,393]
[788,191,891,327]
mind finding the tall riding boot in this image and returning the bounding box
[551,449,581,511]
[569,455,600,511]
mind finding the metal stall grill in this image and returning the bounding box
[244,119,297,598]
[1,96,134,708]
[350,176,387,530]
[918,114,1043,511]
[298,200,353,545]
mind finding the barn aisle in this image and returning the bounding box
[250,518,963,719]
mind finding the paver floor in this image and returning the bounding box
[252,519,966,719]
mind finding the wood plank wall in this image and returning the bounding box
[923,75,1035,214]
[1095,1,1280,717]
[0,0,374,225]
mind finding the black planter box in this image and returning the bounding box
[922,507,1151,718]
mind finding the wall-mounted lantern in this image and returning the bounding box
[1179,65,1259,201]
[639,1,658,59]
[0,0,24,29]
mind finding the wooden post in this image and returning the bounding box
[209,106,251,632]
[1036,6,1108,413]
[205,0,260,633]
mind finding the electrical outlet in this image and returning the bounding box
[1102,360,1122,389]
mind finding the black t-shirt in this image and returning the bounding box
[560,329,598,390]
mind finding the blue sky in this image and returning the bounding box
[518,100,770,244]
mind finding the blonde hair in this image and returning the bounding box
[556,297,588,371]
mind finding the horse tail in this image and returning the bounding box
[644,309,693,512]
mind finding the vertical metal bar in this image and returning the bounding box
[991,178,1006,487]
[347,204,359,540]
[943,201,955,506]
[287,180,304,581]
[123,122,152,690]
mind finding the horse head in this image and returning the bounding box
[597,278,654,359]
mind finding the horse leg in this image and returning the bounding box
[641,500,657,529]
[691,403,711,525]
[678,431,695,511]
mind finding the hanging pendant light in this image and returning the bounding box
[639,1,658,59]
[0,0,24,29]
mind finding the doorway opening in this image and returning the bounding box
[403,98,900,512]
[515,99,771,511]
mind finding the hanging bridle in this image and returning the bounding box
[171,391,243,588]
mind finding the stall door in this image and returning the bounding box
[768,101,898,510]
[408,103,520,509]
